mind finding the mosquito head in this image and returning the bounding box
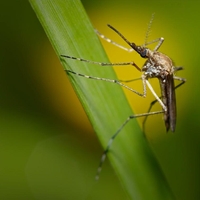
[131,44,148,58]
[107,24,149,59]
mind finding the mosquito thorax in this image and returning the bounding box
[141,50,174,79]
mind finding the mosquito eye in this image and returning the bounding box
[140,49,147,58]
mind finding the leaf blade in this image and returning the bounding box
[29,0,175,199]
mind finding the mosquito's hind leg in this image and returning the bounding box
[95,110,164,180]
[142,99,159,133]
[142,75,186,133]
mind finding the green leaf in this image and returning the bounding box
[29,0,175,199]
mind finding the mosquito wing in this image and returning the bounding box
[159,74,176,132]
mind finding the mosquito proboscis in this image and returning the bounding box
[61,15,186,180]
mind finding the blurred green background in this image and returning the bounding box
[0,0,199,199]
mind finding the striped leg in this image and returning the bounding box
[95,109,164,180]
[118,77,142,83]
[61,54,147,96]
[67,70,147,97]
[61,55,141,71]
[96,27,165,53]
[95,29,134,52]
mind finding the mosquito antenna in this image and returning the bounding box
[144,13,155,47]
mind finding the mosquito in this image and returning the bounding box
[61,15,186,180]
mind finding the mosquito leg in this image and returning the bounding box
[95,29,134,52]
[61,55,141,72]
[174,66,184,72]
[145,79,167,111]
[118,77,142,83]
[152,37,164,51]
[174,76,186,89]
[61,55,147,96]
[142,99,159,133]
[107,24,165,57]
[95,110,164,180]
[173,76,186,82]
[142,76,186,131]
[61,55,136,67]
[67,70,146,97]
[96,27,164,53]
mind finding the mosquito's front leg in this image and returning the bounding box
[95,29,134,52]
[146,37,164,51]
